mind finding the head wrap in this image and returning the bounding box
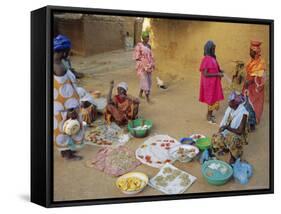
[117,82,128,92]
[53,34,71,52]
[76,87,95,104]
[250,40,262,58]
[141,31,150,40]
[228,91,245,104]
[204,40,216,58]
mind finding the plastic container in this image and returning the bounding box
[179,137,195,145]
[128,119,153,138]
[116,172,148,195]
[195,137,211,151]
[202,160,233,185]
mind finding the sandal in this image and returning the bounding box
[61,150,83,161]
[207,115,216,124]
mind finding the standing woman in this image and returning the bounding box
[199,40,224,123]
[53,35,84,160]
[243,41,266,130]
[134,31,155,103]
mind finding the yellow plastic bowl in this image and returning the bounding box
[116,172,148,195]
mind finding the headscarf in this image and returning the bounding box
[76,87,95,104]
[228,91,245,105]
[117,82,128,92]
[204,40,216,58]
[250,40,262,58]
[246,40,266,77]
[141,31,150,40]
[53,34,71,52]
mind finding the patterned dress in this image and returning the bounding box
[211,104,249,161]
[53,70,84,151]
[133,42,155,92]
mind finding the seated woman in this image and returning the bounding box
[105,81,139,125]
[76,87,98,125]
[211,91,249,164]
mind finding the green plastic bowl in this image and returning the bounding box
[195,137,211,151]
[128,119,153,138]
[202,160,233,185]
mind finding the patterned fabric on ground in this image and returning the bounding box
[89,146,141,177]
[136,135,181,168]
[149,163,197,194]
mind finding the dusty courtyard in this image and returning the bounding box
[53,49,270,201]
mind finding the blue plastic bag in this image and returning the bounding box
[200,149,210,164]
[232,158,253,185]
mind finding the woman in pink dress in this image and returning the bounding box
[133,31,155,103]
[199,40,224,123]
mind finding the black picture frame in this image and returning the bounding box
[31,5,274,208]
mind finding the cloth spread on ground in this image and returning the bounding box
[88,146,141,177]
[149,163,197,194]
[85,119,130,147]
[135,135,181,168]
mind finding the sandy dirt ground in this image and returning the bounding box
[53,49,270,201]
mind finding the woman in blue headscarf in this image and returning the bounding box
[55,34,84,79]
[53,35,84,161]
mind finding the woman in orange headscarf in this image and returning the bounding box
[243,41,266,130]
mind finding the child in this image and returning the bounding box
[76,87,98,125]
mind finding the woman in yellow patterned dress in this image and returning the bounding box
[211,92,249,164]
[53,35,84,160]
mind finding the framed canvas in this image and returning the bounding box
[31,5,274,207]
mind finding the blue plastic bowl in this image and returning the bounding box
[179,137,195,145]
[202,160,233,185]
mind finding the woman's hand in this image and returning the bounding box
[107,80,115,103]
[219,125,228,132]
